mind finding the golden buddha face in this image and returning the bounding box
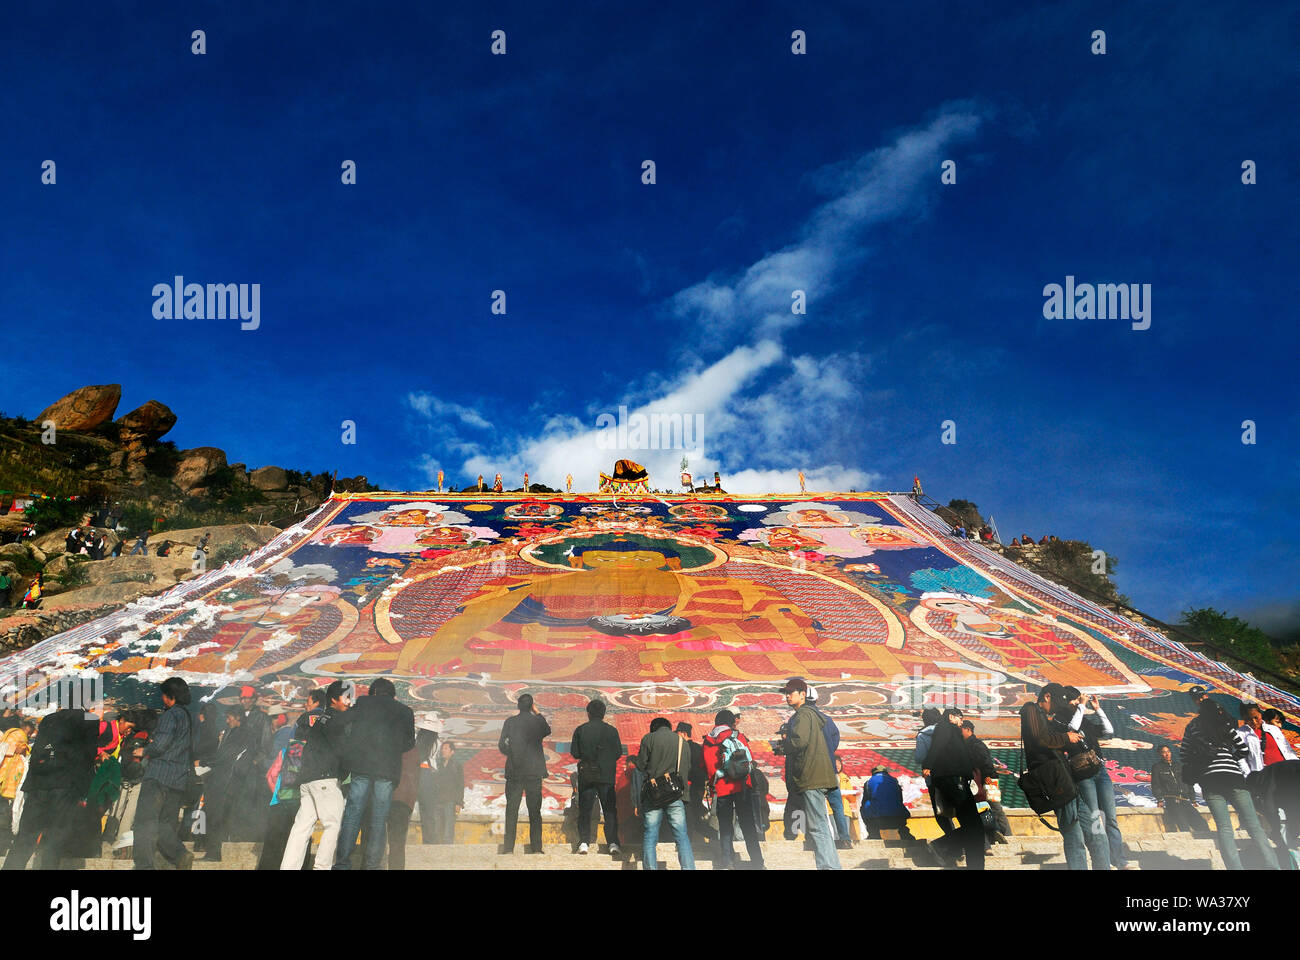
[569,548,680,571]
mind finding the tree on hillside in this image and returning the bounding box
[1179,608,1289,675]
[1031,539,1127,606]
[945,499,984,529]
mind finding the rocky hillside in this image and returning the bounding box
[0,383,378,652]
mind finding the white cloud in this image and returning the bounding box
[402,106,986,494]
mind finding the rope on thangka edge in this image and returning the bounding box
[885,493,1300,715]
[0,499,342,689]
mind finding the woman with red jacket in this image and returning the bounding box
[701,710,765,870]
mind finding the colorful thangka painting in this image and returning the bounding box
[4,492,1297,819]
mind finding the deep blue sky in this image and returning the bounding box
[1,1,1297,632]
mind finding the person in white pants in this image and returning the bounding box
[279,680,354,870]
[281,777,345,870]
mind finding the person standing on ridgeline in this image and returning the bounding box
[702,709,765,870]
[798,470,806,494]
[922,708,984,870]
[912,476,923,500]
[130,677,196,871]
[437,469,444,494]
[493,473,503,493]
[333,677,416,870]
[1150,745,1209,835]
[281,680,353,870]
[3,706,98,870]
[570,699,623,857]
[775,677,841,870]
[566,473,573,494]
[637,717,695,870]
[476,474,485,493]
[498,692,550,855]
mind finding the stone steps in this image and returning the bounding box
[61,832,1227,870]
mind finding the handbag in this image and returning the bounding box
[1067,747,1103,782]
[640,737,685,810]
[1017,749,1076,817]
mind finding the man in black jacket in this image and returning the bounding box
[499,692,550,854]
[333,677,416,869]
[3,705,98,870]
[923,708,984,870]
[200,706,257,861]
[961,720,1010,842]
[1150,744,1209,835]
[281,680,353,870]
[571,699,623,856]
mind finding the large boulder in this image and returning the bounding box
[116,400,177,444]
[250,465,289,491]
[173,447,227,492]
[36,384,122,432]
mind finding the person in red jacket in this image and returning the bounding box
[702,710,765,870]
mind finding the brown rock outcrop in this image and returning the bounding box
[36,384,122,432]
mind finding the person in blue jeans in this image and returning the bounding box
[1063,689,1129,869]
[332,677,415,870]
[778,678,841,870]
[637,717,695,869]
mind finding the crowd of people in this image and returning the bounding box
[2,671,1299,871]
[1008,534,1059,547]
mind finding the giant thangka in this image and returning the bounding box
[4,492,1296,819]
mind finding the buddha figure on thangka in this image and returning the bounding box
[372,532,903,683]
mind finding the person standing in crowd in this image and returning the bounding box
[201,705,256,862]
[498,692,550,855]
[914,707,954,839]
[1021,683,1108,870]
[1150,745,1209,835]
[1181,697,1280,870]
[702,709,765,870]
[281,679,353,870]
[860,765,913,840]
[923,708,984,870]
[258,688,325,869]
[422,739,464,844]
[416,728,441,843]
[334,677,415,870]
[130,677,196,871]
[637,717,694,870]
[4,707,98,870]
[0,720,35,857]
[1063,688,1131,869]
[806,688,851,849]
[961,720,1011,843]
[776,677,841,870]
[571,699,623,856]
[234,685,273,840]
[675,721,714,846]
[382,745,421,870]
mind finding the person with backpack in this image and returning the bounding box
[637,717,694,869]
[498,692,550,855]
[807,687,851,849]
[702,709,765,870]
[775,677,841,870]
[1180,697,1280,870]
[281,679,353,870]
[333,677,416,870]
[570,698,623,856]
[3,707,98,870]
[1021,683,1105,871]
[131,676,197,870]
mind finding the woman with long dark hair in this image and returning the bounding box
[1181,698,1280,869]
